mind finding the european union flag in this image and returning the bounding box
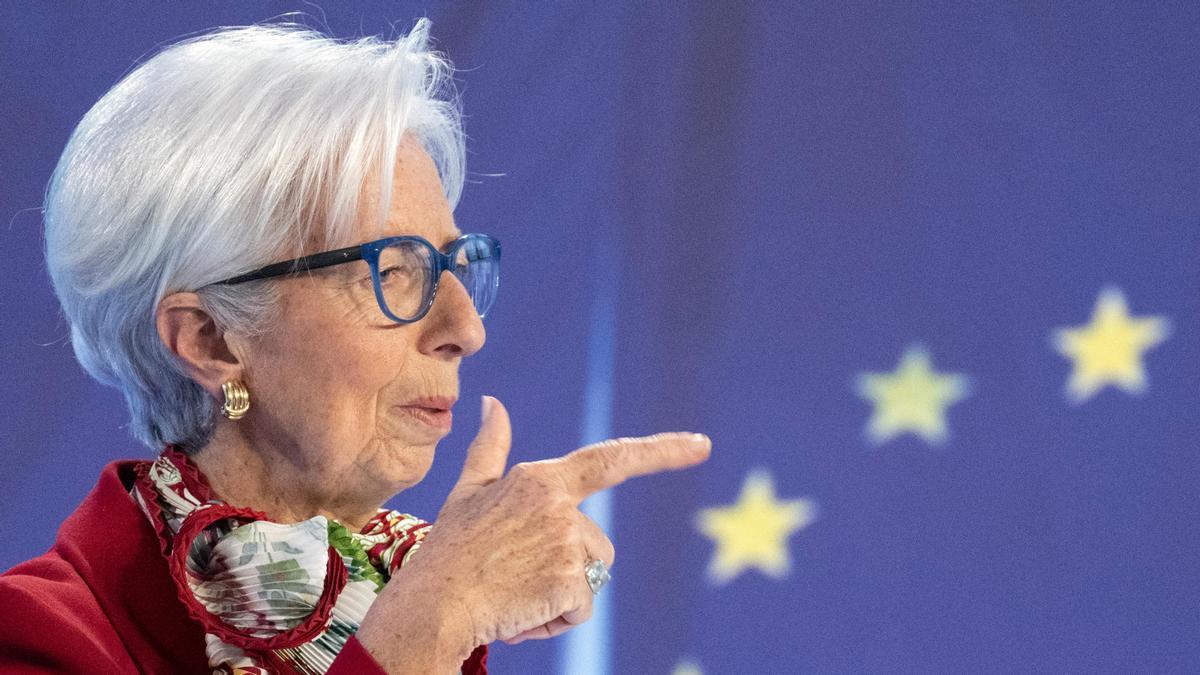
[1,3,1196,672]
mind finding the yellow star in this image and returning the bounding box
[1054,287,1170,403]
[696,470,817,585]
[856,345,970,445]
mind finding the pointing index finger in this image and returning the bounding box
[555,432,712,501]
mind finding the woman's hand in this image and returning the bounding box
[355,395,711,671]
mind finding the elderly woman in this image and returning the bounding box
[0,21,710,674]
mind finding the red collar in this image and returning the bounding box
[52,460,209,673]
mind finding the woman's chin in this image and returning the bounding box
[367,440,437,490]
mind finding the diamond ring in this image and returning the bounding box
[584,558,611,594]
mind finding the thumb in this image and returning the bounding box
[451,395,512,495]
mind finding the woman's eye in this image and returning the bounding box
[379,265,417,284]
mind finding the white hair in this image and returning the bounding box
[44,19,464,452]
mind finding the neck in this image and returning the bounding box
[190,423,381,531]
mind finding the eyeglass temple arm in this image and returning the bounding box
[218,245,365,285]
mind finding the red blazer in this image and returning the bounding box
[0,460,473,674]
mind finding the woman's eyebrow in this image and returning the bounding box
[443,229,464,248]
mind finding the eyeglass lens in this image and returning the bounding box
[376,237,499,321]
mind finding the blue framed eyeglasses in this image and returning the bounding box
[215,233,500,324]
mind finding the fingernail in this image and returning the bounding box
[691,433,710,445]
[481,395,494,423]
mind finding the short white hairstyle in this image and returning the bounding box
[44,19,464,452]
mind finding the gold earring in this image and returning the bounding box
[220,380,250,420]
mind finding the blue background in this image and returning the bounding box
[2,3,1198,672]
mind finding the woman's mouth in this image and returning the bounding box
[396,395,456,433]
[396,405,453,432]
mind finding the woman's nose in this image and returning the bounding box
[417,270,486,358]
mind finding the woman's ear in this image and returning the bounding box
[156,292,242,399]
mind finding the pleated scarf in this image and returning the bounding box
[131,448,487,674]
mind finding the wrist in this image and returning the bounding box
[355,571,477,673]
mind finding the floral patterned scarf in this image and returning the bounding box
[131,448,486,674]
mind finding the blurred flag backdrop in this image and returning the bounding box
[2,3,1198,672]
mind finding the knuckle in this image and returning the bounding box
[507,461,537,482]
[508,463,555,496]
[570,600,594,625]
[602,537,616,566]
